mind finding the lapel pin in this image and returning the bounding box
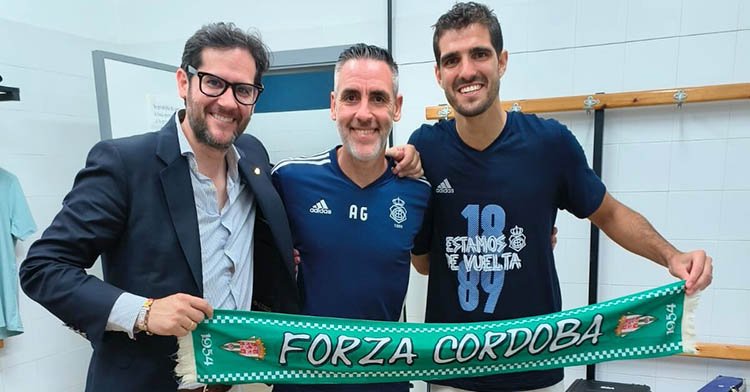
[254,167,261,175]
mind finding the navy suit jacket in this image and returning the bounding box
[20,115,300,391]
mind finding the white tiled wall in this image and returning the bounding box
[583,39,749,392]
[111,0,389,64]
[2,0,748,391]
[0,14,120,391]
[526,0,576,51]
[625,0,682,41]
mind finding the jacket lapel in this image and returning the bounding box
[237,155,296,280]
[156,115,203,294]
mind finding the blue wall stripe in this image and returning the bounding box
[255,70,333,113]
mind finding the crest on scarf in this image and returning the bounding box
[615,314,656,337]
[222,337,266,360]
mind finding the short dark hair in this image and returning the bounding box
[432,2,503,67]
[181,22,270,85]
[334,43,399,95]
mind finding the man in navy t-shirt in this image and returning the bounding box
[272,44,431,392]
[409,3,714,392]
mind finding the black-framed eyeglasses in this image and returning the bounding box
[186,65,264,105]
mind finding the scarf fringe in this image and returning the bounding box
[175,333,198,384]
[681,288,700,354]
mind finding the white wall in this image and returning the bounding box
[0,7,120,391]
[110,0,388,64]
[1,1,748,391]
[395,0,750,391]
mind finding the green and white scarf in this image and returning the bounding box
[176,281,697,385]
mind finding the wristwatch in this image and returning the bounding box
[135,298,154,335]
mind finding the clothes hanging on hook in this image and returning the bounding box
[0,167,36,339]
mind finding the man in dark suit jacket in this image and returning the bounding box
[19,23,299,392]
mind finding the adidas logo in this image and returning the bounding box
[435,178,454,194]
[309,199,332,214]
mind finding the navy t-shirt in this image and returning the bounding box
[408,112,606,391]
[271,147,431,392]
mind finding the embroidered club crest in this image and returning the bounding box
[389,197,407,226]
[222,337,266,360]
[615,314,656,337]
[508,226,526,252]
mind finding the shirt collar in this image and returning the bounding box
[176,109,241,182]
